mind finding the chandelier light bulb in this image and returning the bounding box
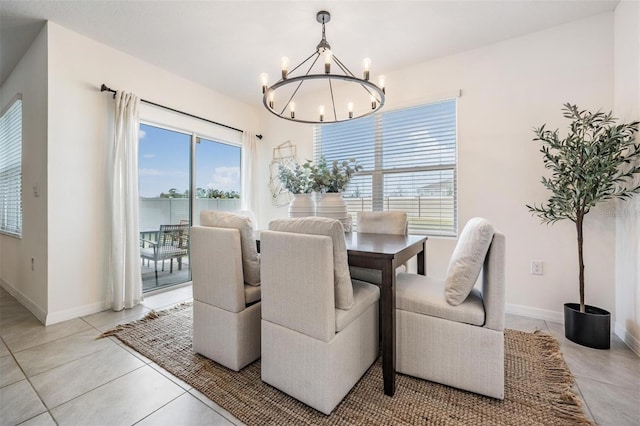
[290,101,296,119]
[371,95,377,110]
[324,51,332,74]
[319,105,325,121]
[281,57,290,79]
[378,75,386,94]
[260,73,269,93]
[363,58,371,81]
[348,102,354,119]
[268,91,275,109]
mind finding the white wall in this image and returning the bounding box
[0,24,49,322]
[614,0,640,354]
[259,12,616,322]
[43,22,260,324]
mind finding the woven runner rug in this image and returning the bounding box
[102,303,592,425]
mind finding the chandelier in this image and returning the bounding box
[260,11,386,124]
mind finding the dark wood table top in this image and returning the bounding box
[345,232,427,256]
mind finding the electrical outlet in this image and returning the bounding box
[531,260,543,275]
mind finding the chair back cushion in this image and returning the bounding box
[191,226,246,312]
[444,217,494,306]
[200,210,260,285]
[269,217,354,309]
[357,211,408,235]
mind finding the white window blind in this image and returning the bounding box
[0,98,22,237]
[314,99,457,236]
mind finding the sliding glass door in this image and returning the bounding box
[194,137,242,224]
[138,124,192,291]
[138,123,243,292]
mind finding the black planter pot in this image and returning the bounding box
[564,303,610,349]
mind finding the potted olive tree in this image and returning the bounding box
[527,103,640,349]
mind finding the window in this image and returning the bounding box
[0,97,22,237]
[314,99,457,236]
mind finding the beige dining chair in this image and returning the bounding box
[260,217,380,414]
[349,211,409,284]
[191,211,261,371]
[395,218,506,399]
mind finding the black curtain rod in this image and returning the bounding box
[100,84,262,139]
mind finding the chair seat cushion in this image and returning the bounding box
[396,273,485,326]
[335,280,380,332]
[244,284,261,305]
[444,217,494,306]
[269,217,354,310]
[200,210,261,286]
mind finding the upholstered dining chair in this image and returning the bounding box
[349,211,409,284]
[395,218,506,399]
[260,217,380,415]
[191,210,261,371]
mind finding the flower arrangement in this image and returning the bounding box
[306,157,362,193]
[278,162,312,194]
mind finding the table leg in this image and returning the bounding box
[417,241,426,276]
[381,260,396,396]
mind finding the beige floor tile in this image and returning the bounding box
[0,380,46,425]
[0,308,42,335]
[150,363,192,391]
[189,389,244,426]
[142,290,192,311]
[16,412,57,426]
[81,304,151,331]
[137,393,233,425]
[30,345,145,409]
[0,354,25,387]
[14,329,116,377]
[576,376,640,426]
[505,313,549,333]
[2,318,92,353]
[50,366,184,426]
[0,339,10,357]
[117,342,153,364]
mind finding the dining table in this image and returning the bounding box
[344,232,428,396]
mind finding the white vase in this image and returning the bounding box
[288,193,315,218]
[316,192,351,231]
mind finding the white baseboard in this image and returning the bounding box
[614,322,640,357]
[45,301,106,325]
[0,278,47,324]
[506,303,564,324]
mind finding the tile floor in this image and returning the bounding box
[1,285,639,425]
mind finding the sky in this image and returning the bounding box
[138,123,241,198]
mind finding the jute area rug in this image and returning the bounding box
[103,303,592,425]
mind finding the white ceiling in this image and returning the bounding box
[0,0,618,105]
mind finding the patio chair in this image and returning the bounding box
[140,224,190,280]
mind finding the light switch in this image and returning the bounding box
[33,184,39,197]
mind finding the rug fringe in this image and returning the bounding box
[531,330,595,425]
[98,302,192,339]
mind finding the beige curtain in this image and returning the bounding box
[107,91,142,311]
[241,131,260,229]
